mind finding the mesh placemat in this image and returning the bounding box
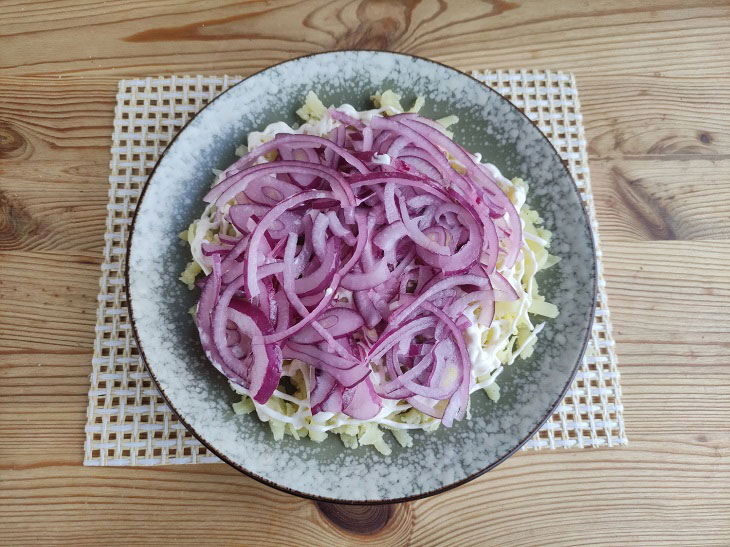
[84,70,626,466]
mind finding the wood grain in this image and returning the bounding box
[1,0,729,544]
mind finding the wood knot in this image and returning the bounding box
[317,501,393,535]
[0,122,27,158]
[698,132,712,145]
[0,190,41,248]
[611,167,677,240]
[341,18,403,50]
[488,0,521,16]
[338,0,423,50]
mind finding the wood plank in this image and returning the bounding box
[591,158,730,241]
[0,1,728,78]
[580,75,730,161]
[0,181,108,252]
[1,440,728,545]
[0,252,101,350]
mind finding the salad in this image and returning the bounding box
[180,91,558,454]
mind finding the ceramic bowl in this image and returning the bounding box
[127,51,596,503]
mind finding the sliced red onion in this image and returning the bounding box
[361,126,373,150]
[491,271,519,302]
[192,110,528,428]
[326,210,357,246]
[195,256,245,381]
[200,239,232,256]
[245,190,330,299]
[369,117,455,180]
[379,352,434,395]
[263,275,338,343]
[243,176,301,206]
[285,341,360,371]
[278,145,321,186]
[207,161,328,204]
[340,258,390,291]
[290,307,365,344]
[318,382,345,414]
[337,212,368,277]
[500,196,523,269]
[354,289,382,329]
[368,316,437,363]
[273,289,290,333]
[310,367,347,414]
[421,302,471,427]
[388,274,491,328]
[212,281,283,404]
[294,237,340,296]
[400,153,441,180]
[311,212,329,260]
[342,376,382,420]
[406,396,445,419]
[373,220,407,252]
[254,277,277,328]
[329,108,365,130]
[283,345,370,388]
[222,134,369,178]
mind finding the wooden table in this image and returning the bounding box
[2,1,729,544]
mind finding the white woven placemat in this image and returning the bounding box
[84,70,626,467]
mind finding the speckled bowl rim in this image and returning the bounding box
[125,51,597,505]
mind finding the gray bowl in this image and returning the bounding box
[127,51,596,503]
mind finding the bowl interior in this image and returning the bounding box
[128,51,596,503]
